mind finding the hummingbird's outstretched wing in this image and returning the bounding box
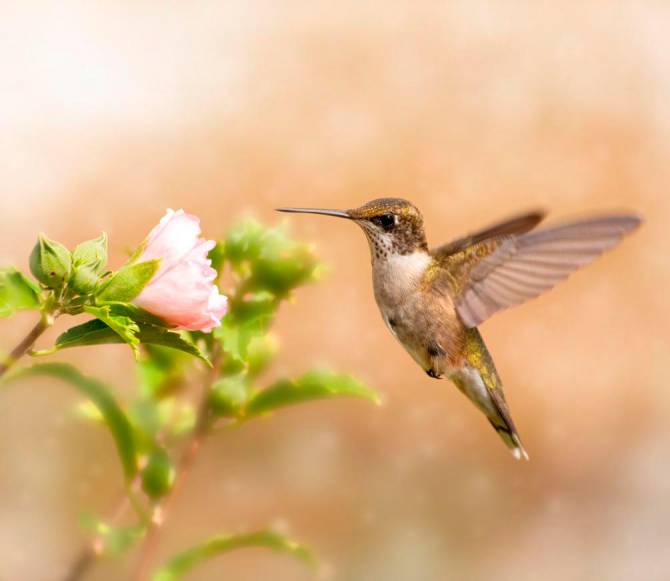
[436,213,642,328]
[432,210,546,259]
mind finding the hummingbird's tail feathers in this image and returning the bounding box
[512,443,529,461]
[489,420,529,461]
[513,439,530,461]
[451,328,529,460]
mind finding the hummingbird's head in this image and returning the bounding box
[277,198,428,259]
[347,198,428,258]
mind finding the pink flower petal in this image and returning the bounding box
[139,209,202,277]
[134,209,228,332]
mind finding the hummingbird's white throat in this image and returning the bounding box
[372,250,431,308]
[358,221,396,261]
[357,217,431,307]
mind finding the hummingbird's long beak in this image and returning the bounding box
[275,207,351,219]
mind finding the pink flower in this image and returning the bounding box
[134,209,228,332]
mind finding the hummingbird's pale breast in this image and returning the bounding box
[371,249,431,308]
[370,249,463,376]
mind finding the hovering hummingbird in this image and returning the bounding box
[277,200,641,460]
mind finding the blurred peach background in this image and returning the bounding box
[1,1,669,580]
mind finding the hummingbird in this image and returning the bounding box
[277,199,641,460]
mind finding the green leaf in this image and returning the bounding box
[210,374,248,417]
[245,369,379,418]
[0,268,40,317]
[246,334,278,377]
[128,398,165,442]
[55,319,121,349]
[215,298,276,364]
[96,260,160,303]
[152,530,316,581]
[128,397,186,455]
[9,363,137,480]
[29,234,72,289]
[85,305,140,357]
[137,344,190,398]
[214,319,249,364]
[54,319,210,365]
[136,325,210,366]
[106,303,168,327]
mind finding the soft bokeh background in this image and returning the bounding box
[1,1,668,580]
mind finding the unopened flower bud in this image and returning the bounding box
[29,234,71,289]
[70,233,108,294]
[141,448,175,499]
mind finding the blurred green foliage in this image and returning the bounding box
[13,363,138,481]
[153,530,316,581]
[1,218,377,577]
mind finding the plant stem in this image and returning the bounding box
[131,349,221,581]
[62,549,95,581]
[62,490,133,581]
[0,312,53,378]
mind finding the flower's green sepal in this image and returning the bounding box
[29,234,71,290]
[95,260,160,303]
[70,265,100,295]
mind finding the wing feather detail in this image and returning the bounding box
[454,214,641,328]
[433,211,546,259]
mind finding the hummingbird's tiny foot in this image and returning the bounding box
[425,368,442,379]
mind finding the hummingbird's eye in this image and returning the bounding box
[375,213,396,231]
